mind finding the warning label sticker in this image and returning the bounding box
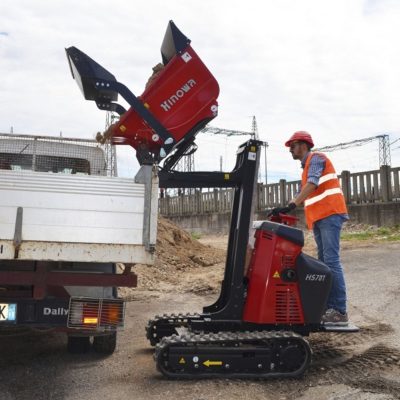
[181,52,192,63]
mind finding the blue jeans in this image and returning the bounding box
[313,214,347,314]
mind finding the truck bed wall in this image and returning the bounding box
[0,170,156,264]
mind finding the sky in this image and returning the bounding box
[1,0,400,182]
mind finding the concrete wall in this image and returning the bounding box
[347,202,400,226]
[164,202,400,234]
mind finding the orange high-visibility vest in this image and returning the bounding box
[302,152,348,229]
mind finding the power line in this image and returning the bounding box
[315,134,391,167]
[390,137,400,146]
[200,126,254,138]
[316,136,377,151]
[201,117,269,183]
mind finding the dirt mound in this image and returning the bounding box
[155,217,224,268]
[119,218,226,298]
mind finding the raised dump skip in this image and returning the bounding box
[0,134,157,264]
[66,20,220,165]
[113,21,220,152]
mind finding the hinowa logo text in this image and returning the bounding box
[160,79,196,111]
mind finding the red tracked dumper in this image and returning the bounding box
[67,20,358,379]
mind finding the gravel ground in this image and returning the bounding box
[0,242,399,400]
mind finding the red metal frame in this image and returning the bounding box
[0,263,137,300]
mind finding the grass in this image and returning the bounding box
[341,226,400,242]
[191,231,202,240]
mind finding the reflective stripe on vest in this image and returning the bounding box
[318,173,337,185]
[304,187,343,207]
[302,152,348,229]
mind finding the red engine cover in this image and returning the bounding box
[243,228,305,325]
[111,45,219,152]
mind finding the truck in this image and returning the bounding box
[0,132,158,354]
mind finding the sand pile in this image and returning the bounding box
[119,218,226,299]
[153,217,224,269]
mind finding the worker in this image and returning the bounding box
[270,131,349,326]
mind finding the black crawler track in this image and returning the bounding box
[146,313,201,346]
[154,330,312,379]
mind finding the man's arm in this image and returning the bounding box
[268,154,323,216]
[292,182,317,206]
[269,181,316,217]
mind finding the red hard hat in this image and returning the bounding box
[285,131,314,148]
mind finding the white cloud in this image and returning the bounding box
[0,0,399,180]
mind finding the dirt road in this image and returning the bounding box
[1,242,400,400]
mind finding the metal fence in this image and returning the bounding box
[0,133,117,177]
[159,166,400,216]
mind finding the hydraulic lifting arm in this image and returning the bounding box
[159,140,262,320]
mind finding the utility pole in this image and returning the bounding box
[182,152,195,173]
[378,134,391,166]
[251,116,268,184]
[201,117,268,183]
[263,141,268,185]
[251,116,259,140]
[104,111,118,177]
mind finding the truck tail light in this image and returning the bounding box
[83,302,99,326]
[101,302,123,326]
[68,297,125,331]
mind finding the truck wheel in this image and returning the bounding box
[67,336,91,354]
[93,333,117,355]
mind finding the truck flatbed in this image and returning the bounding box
[0,170,156,264]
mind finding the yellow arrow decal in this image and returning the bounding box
[203,360,223,367]
[179,357,186,364]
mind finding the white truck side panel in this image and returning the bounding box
[0,170,156,263]
[0,241,153,264]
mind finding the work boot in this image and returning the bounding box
[321,308,348,326]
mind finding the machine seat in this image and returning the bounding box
[256,221,304,247]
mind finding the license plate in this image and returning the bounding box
[0,303,17,322]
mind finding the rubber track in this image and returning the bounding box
[145,313,200,346]
[154,330,312,379]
